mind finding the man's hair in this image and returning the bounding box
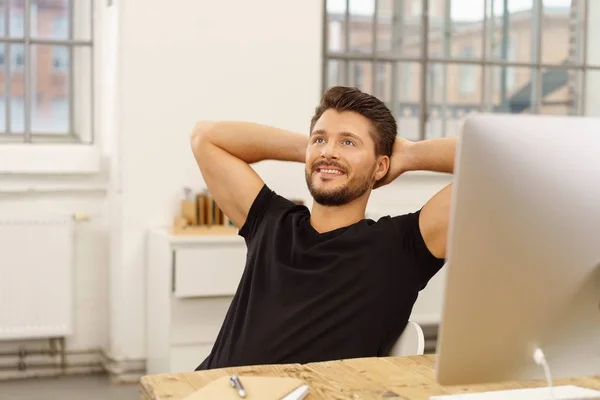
[309,86,397,157]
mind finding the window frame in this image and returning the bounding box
[323,0,598,140]
[0,0,95,145]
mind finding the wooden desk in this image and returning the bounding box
[140,355,600,399]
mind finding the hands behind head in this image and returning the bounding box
[373,137,414,189]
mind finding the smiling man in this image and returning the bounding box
[190,86,455,370]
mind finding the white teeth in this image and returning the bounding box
[320,169,343,175]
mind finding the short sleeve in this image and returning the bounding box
[391,210,446,290]
[238,184,295,241]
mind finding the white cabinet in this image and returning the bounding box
[173,245,247,298]
[145,229,246,374]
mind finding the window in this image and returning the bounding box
[323,0,600,140]
[0,1,94,144]
[412,0,421,16]
[353,64,363,90]
[375,63,385,96]
[459,46,476,94]
[52,46,69,71]
[497,36,516,91]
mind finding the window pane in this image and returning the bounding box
[9,43,24,133]
[487,0,534,64]
[29,44,91,141]
[436,0,485,59]
[376,0,420,58]
[31,45,69,133]
[0,1,6,38]
[584,70,600,117]
[326,60,345,88]
[327,0,347,52]
[374,62,391,101]
[427,63,482,139]
[9,2,24,38]
[483,66,533,113]
[375,0,391,53]
[0,43,5,132]
[31,0,68,39]
[30,0,91,41]
[541,0,574,65]
[395,62,421,141]
[349,0,374,54]
[348,61,371,92]
[586,0,600,67]
[326,0,375,53]
[457,64,479,96]
[327,16,345,52]
[70,45,92,143]
[539,68,580,115]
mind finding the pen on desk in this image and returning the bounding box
[280,384,310,400]
[229,374,246,398]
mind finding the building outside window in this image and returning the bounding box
[0,0,94,144]
[459,46,476,94]
[324,0,596,140]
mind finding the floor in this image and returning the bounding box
[0,374,140,400]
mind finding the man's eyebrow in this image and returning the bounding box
[310,130,363,143]
[339,131,364,143]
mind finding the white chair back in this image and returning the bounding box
[389,321,425,356]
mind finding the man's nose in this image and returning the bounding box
[320,141,339,159]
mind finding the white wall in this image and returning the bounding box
[0,1,114,377]
[109,0,324,362]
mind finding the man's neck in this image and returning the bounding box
[309,196,369,234]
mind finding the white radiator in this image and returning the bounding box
[0,215,74,340]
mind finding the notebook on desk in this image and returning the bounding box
[182,375,309,400]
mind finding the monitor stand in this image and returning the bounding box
[430,349,600,399]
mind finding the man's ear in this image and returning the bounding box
[374,155,390,181]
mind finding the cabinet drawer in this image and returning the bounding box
[174,243,246,298]
[170,296,233,344]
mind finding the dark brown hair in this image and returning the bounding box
[309,86,397,157]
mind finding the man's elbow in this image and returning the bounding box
[190,121,217,152]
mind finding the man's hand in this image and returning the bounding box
[190,121,307,229]
[379,136,457,259]
[374,137,414,189]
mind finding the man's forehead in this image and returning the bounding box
[312,109,374,136]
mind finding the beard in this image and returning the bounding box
[305,163,374,206]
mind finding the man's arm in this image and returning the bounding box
[384,137,457,259]
[190,121,307,228]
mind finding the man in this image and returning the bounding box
[190,86,455,371]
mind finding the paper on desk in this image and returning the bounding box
[182,375,306,400]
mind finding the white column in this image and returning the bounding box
[585,0,600,116]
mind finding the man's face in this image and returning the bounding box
[305,109,388,206]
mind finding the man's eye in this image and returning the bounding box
[343,140,354,146]
[315,137,325,143]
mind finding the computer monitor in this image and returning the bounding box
[435,114,600,387]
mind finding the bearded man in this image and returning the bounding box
[190,86,455,370]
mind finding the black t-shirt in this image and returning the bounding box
[196,184,445,370]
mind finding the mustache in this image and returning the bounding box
[312,161,347,174]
